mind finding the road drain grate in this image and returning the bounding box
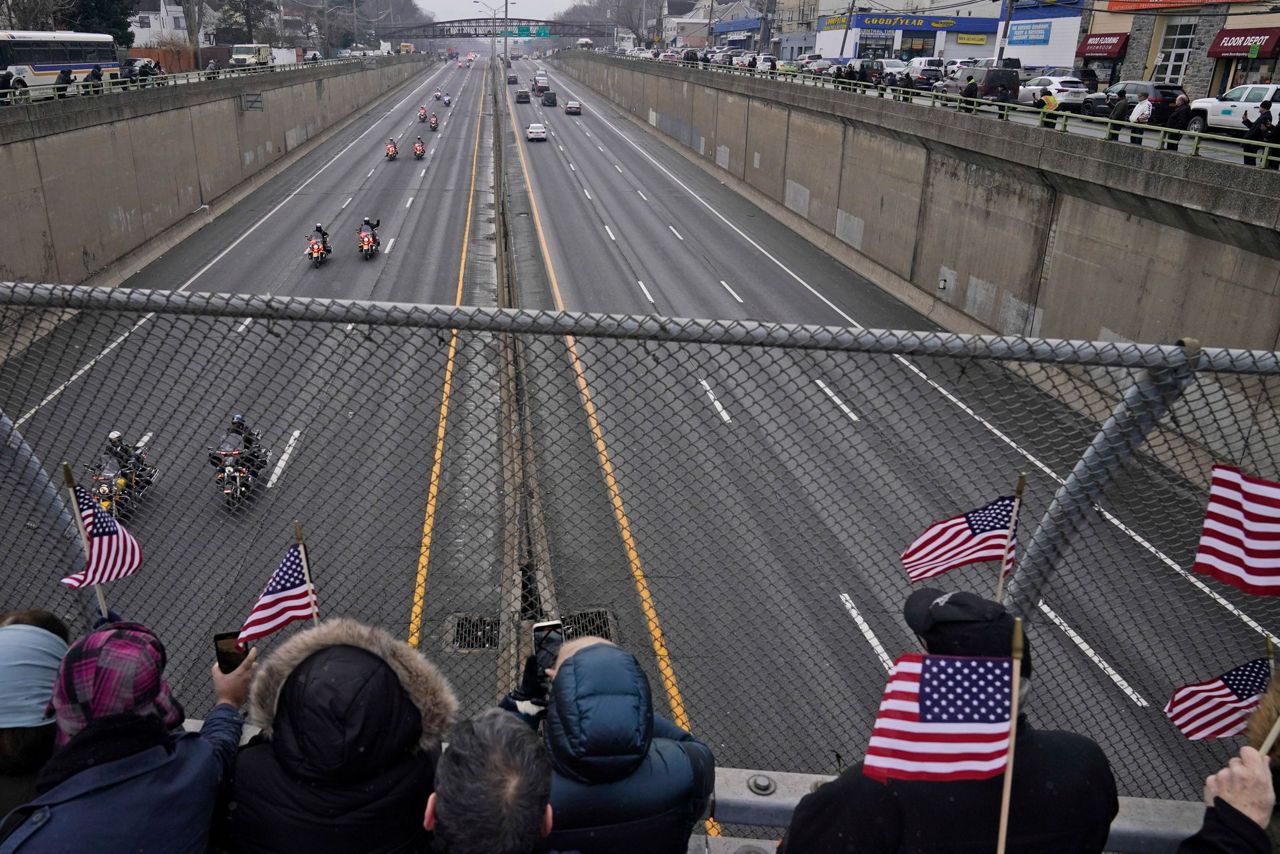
[451,614,500,650]
[563,609,618,643]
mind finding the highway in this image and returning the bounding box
[0,50,1270,802]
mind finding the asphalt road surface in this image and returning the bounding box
[1,53,1268,801]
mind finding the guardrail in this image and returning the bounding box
[0,55,418,105]
[593,52,1280,169]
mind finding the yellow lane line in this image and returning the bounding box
[408,73,485,648]
[503,86,720,835]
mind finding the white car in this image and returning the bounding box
[1019,76,1088,111]
[732,52,756,67]
[1189,83,1280,134]
[658,51,679,62]
[526,123,547,141]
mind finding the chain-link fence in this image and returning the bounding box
[3,282,1279,803]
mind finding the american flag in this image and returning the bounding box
[900,497,1016,583]
[237,544,317,646]
[863,652,1013,783]
[60,486,143,589]
[1192,465,1280,595]
[1164,658,1271,740]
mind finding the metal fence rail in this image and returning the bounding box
[2,283,1278,804]
[589,53,1280,168]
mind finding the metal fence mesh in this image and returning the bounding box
[3,284,1279,803]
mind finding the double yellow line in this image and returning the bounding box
[502,84,718,835]
[407,74,485,649]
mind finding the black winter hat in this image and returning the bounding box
[904,589,1032,678]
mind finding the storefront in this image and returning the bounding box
[814,12,999,59]
[1075,32,1128,87]
[1207,27,1280,92]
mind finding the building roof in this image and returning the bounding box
[667,0,698,15]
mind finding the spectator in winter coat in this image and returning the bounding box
[1106,93,1132,141]
[514,637,715,854]
[1243,101,1274,166]
[960,75,978,113]
[53,68,73,98]
[0,612,69,817]
[1178,746,1273,853]
[1164,94,1191,151]
[0,621,255,854]
[218,618,458,854]
[427,708,554,854]
[779,589,1118,854]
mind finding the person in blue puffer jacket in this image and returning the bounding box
[517,636,716,854]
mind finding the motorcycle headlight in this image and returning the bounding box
[116,477,127,488]
[98,485,110,495]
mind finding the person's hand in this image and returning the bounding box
[1203,746,1275,829]
[211,647,258,710]
[511,655,551,704]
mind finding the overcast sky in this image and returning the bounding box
[419,0,570,27]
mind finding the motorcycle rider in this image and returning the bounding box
[104,431,145,473]
[443,92,451,106]
[310,222,331,255]
[210,413,265,473]
[385,137,398,157]
[414,136,425,153]
[359,216,381,248]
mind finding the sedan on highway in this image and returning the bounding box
[526,123,547,141]
[1018,76,1088,111]
[564,100,582,115]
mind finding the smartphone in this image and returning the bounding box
[532,620,565,674]
[214,632,248,674]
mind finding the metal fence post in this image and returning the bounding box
[1004,338,1202,618]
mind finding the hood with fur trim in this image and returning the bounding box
[248,618,457,757]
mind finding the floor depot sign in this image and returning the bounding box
[818,12,997,32]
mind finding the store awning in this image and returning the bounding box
[1075,32,1128,58]
[1207,27,1280,59]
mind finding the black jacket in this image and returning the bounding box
[543,644,715,854]
[1178,798,1270,853]
[218,619,458,854]
[961,81,978,99]
[1166,104,1192,130]
[780,719,1118,853]
[1244,114,1273,141]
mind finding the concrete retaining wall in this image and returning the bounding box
[553,53,1280,352]
[0,57,432,284]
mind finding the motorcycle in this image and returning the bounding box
[434,90,442,100]
[413,141,425,159]
[442,95,451,107]
[385,142,398,160]
[358,229,378,260]
[417,106,428,122]
[305,236,327,267]
[87,433,157,518]
[429,116,438,131]
[210,434,268,510]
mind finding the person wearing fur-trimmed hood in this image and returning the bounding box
[216,618,458,854]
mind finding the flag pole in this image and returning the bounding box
[996,617,1023,854]
[62,462,109,621]
[293,519,319,625]
[995,474,1027,604]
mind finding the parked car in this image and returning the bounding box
[935,67,1020,100]
[777,59,801,74]
[680,48,700,63]
[856,58,907,81]
[526,122,547,141]
[564,99,582,114]
[798,52,823,65]
[732,52,756,67]
[1080,80,1187,124]
[658,50,679,61]
[1188,83,1280,134]
[943,58,978,79]
[1018,76,1088,111]
[906,57,945,89]
[515,89,531,103]
[804,59,834,75]
[755,53,778,68]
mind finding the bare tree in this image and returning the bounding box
[178,0,208,62]
[5,0,75,29]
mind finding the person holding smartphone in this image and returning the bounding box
[0,622,256,853]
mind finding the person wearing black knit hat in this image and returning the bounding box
[779,589,1118,854]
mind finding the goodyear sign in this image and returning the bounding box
[819,12,998,32]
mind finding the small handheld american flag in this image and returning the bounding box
[1164,658,1271,740]
[61,485,143,589]
[900,497,1016,583]
[863,652,1013,783]
[237,544,318,646]
[1192,465,1280,596]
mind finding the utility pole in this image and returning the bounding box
[995,0,1014,62]
[705,0,713,50]
[836,0,855,58]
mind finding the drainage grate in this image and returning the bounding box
[451,614,500,650]
[563,609,618,643]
